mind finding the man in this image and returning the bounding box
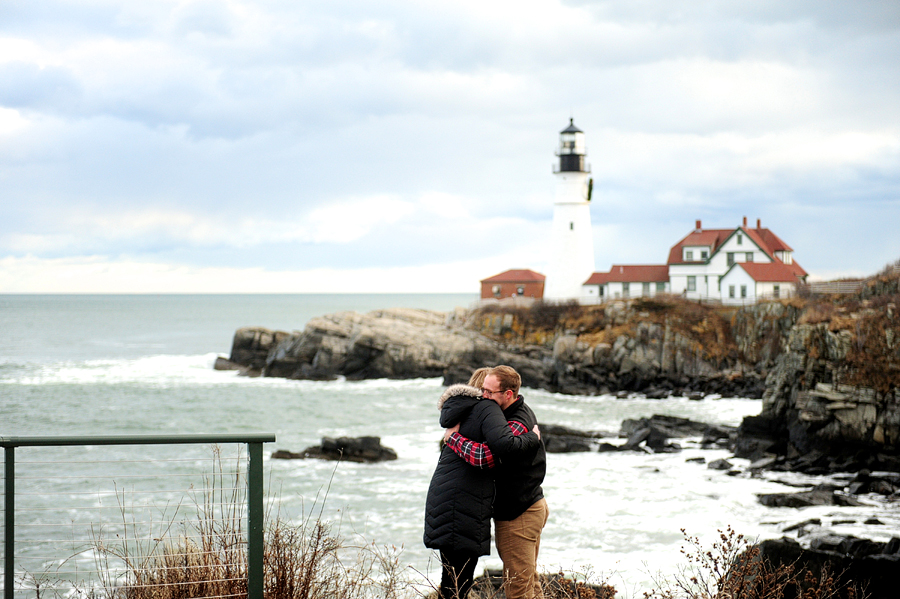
[444,365,549,599]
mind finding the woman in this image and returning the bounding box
[423,368,540,599]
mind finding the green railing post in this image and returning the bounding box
[247,442,264,599]
[4,446,14,599]
[0,434,274,599]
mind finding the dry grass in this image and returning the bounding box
[642,527,868,599]
[25,453,876,599]
[82,449,419,599]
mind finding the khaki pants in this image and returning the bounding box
[494,498,549,599]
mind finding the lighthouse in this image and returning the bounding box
[543,119,595,301]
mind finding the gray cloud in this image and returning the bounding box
[0,0,898,289]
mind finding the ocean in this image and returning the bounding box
[1,294,896,595]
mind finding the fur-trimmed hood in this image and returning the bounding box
[437,383,481,409]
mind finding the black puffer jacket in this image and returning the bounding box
[423,384,540,555]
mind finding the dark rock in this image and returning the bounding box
[544,436,592,453]
[782,518,821,533]
[758,536,898,599]
[541,423,608,453]
[622,427,651,450]
[471,569,616,599]
[708,458,733,470]
[749,455,780,470]
[541,424,607,439]
[757,484,864,508]
[272,436,398,463]
[885,537,900,554]
[213,356,260,377]
[686,456,706,463]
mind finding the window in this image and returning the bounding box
[599,286,605,296]
[773,285,780,298]
[701,250,708,260]
[642,282,650,295]
[685,250,693,261]
[727,252,735,266]
[741,285,747,298]
[516,285,525,295]
[622,283,630,297]
[687,276,696,292]
[656,282,665,292]
[570,222,574,230]
[492,284,501,298]
[729,285,735,298]
[746,252,753,262]
[737,234,743,245]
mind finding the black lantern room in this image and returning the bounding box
[556,118,588,173]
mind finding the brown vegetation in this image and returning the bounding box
[643,527,867,599]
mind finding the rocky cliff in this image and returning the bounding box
[218,262,900,470]
[735,265,900,472]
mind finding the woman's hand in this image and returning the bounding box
[443,423,460,442]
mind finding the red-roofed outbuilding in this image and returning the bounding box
[480,269,546,299]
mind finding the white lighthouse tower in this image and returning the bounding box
[543,118,595,301]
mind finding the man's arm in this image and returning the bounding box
[444,420,538,469]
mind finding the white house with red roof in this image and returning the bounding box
[667,217,807,304]
[581,217,807,304]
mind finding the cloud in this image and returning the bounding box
[0,0,899,291]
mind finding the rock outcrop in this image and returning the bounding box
[272,436,398,463]
[219,262,900,474]
[758,535,900,599]
[217,308,545,382]
[731,268,900,474]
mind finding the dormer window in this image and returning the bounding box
[685,251,693,261]
[701,250,708,260]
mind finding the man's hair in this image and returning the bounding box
[490,365,521,396]
[468,367,491,389]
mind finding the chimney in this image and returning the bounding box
[742,216,747,227]
[757,218,761,229]
[695,219,702,230]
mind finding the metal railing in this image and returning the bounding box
[2,434,275,599]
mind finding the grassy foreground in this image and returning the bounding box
[24,457,871,599]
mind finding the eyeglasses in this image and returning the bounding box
[482,387,505,397]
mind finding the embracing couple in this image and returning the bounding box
[424,365,549,599]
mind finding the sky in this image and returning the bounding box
[1,0,898,293]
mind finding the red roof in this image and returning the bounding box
[666,229,733,264]
[736,262,805,283]
[584,264,669,284]
[667,224,801,269]
[480,269,546,283]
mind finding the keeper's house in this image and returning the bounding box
[582,217,808,305]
